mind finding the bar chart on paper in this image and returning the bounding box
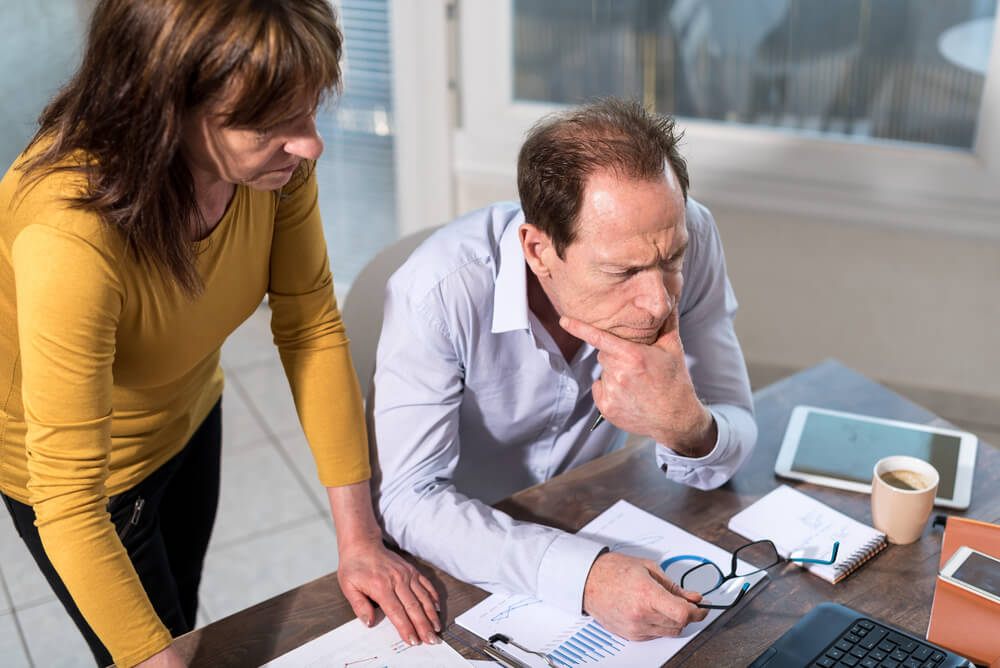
[455,501,767,667]
[458,591,651,667]
[547,619,626,665]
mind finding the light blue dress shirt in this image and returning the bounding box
[369,199,756,616]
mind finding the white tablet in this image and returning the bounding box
[775,406,978,509]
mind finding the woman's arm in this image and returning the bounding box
[268,166,440,645]
[12,222,173,667]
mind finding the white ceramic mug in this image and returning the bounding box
[871,455,939,545]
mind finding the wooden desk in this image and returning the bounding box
[173,361,1000,666]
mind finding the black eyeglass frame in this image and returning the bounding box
[679,539,841,610]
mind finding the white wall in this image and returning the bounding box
[707,204,1000,401]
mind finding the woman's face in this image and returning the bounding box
[182,102,324,191]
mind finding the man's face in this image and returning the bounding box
[533,168,687,345]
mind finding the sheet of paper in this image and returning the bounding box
[456,500,766,667]
[260,616,472,668]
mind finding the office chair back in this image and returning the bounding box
[342,226,439,399]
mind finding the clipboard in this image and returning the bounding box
[927,515,1000,666]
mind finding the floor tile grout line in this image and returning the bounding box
[12,595,61,613]
[209,512,329,553]
[224,431,280,454]
[221,354,281,376]
[0,570,36,668]
[227,372,331,518]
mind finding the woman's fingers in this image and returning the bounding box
[409,572,441,635]
[337,547,442,646]
[377,582,423,646]
[390,574,440,644]
[340,579,377,627]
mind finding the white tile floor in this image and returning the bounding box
[0,613,31,668]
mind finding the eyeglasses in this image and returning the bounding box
[663,540,840,610]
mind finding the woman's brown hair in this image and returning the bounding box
[19,0,343,294]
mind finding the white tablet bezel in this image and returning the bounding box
[774,405,978,509]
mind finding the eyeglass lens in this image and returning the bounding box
[732,541,781,575]
[681,562,749,606]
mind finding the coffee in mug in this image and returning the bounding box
[878,469,931,491]
[871,456,939,545]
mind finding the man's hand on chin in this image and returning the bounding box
[559,307,717,457]
[582,551,708,640]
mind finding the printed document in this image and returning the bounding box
[456,500,766,667]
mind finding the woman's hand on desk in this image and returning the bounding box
[336,538,442,646]
[327,482,441,647]
[583,551,708,640]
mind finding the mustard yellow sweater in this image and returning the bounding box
[0,151,369,667]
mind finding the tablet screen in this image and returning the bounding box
[790,411,960,499]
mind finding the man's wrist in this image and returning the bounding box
[657,405,717,458]
[582,547,610,616]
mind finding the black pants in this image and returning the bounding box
[2,400,222,667]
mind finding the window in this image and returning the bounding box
[1,3,87,170]
[390,1,1000,236]
[2,0,399,288]
[513,0,997,150]
[319,0,399,287]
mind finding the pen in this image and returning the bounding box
[589,374,605,431]
[590,412,605,431]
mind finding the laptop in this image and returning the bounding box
[748,602,973,668]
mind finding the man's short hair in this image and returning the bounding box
[516,98,689,258]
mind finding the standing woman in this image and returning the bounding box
[0,1,440,666]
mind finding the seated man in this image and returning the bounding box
[369,98,757,640]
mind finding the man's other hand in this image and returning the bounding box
[582,551,708,640]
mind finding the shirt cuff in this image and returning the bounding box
[535,532,608,615]
[655,404,744,488]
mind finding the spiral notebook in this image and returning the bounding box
[728,485,887,584]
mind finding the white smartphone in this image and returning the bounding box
[939,546,1000,605]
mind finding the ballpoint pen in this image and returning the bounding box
[590,412,605,431]
[589,375,605,431]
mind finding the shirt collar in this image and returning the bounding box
[492,212,530,333]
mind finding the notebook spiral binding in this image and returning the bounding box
[834,534,888,582]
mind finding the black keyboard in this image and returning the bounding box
[747,603,970,668]
[810,618,949,668]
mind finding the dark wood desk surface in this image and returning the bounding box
[173,361,1000,667]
